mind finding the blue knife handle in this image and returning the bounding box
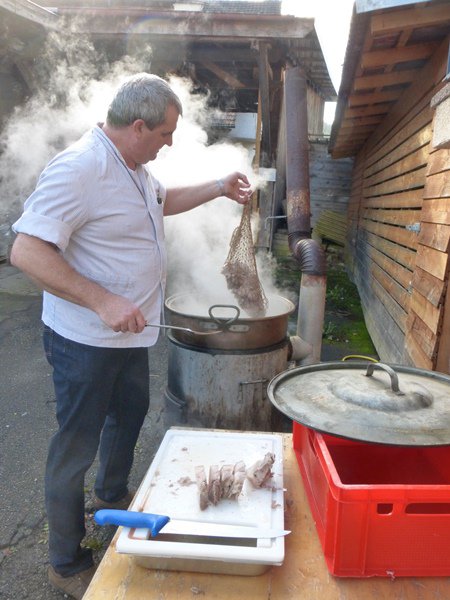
[94,509,170,536]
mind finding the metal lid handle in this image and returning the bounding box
[365,362,403,395]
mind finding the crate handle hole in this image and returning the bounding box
[405,503,450,515]
[377,503,393,514]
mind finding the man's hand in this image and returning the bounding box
[96,294,147,333]
[220,172,252,205]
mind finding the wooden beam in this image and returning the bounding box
[0,0,58,27]
[348,90,400,106]
[354,69,417,91]
[258,41,271,167]
[199,59,245,89]
[361,42,438,69]
[339,123,379,135]
[371,4,450,36]
[252,90,262,212]
[367,39,447,155]
[345,102,394,118]
[339,115,383,127]
[72,13,314,39]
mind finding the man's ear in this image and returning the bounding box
[133,119,147,135]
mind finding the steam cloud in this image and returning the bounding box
[0,28,287,307]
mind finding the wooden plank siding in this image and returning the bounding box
[410,146,450,371]
[308,140,353,227]
[346,38,449,368]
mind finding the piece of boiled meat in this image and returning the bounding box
[220,464,234,499]
[208,465,221,505]
[195,465,209,511]
[246,452,275,487]
[229,461,246,500]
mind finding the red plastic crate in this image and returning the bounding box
[292,420,450,577]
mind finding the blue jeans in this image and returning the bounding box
[43,327,149,576]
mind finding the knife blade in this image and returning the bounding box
[95,509,290,539]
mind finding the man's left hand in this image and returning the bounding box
[220,172,252,204]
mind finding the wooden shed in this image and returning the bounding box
[329,0,450,372]
[0,0,341,247]
[0,0,335,155]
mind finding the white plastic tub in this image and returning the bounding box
[116,428,286,575]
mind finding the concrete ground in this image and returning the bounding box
[0,262,374,599]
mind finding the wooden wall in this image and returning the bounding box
[306,86,325,138]
[309,140,353,227]
[347,39,450,369]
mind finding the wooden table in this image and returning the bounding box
[84,433,450,599]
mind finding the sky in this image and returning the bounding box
[281,0,355,122]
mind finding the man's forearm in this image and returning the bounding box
[10,233,110,312]
[164,172,251,216]
[164,180,222,216]
[10,233,147,333]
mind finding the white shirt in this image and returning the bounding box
[13,125,167,348]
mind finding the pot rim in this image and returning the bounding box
[165,292,296,321]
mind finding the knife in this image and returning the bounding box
[95,509,290,539]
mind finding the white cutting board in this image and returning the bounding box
[117,428,286,570]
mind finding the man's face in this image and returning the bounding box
[134,104,179,164]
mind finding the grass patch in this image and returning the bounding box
[273,245,378,358]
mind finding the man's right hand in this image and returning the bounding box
[96,293,147,334]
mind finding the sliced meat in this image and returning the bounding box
[208,465,221,505]
[195,465,209,511]
[246,452,275,488]
[220,464,234,499]
[229,461,246,500]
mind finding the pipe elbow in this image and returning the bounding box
[288,234,327,276]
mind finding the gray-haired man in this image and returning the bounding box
[11,72,250,598]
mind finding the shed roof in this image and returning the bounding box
[329,0,450,158]
[0,0,336,111]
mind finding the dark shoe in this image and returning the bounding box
[93,490,135,511]
[48,565,96,600]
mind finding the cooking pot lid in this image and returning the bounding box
[268,361,450,446]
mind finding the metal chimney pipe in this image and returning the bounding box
[284,63,327,365]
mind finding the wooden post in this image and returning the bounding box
[258,41,271,168]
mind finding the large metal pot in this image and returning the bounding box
[165,292,295,350]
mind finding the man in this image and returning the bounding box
[10,73,251,599]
